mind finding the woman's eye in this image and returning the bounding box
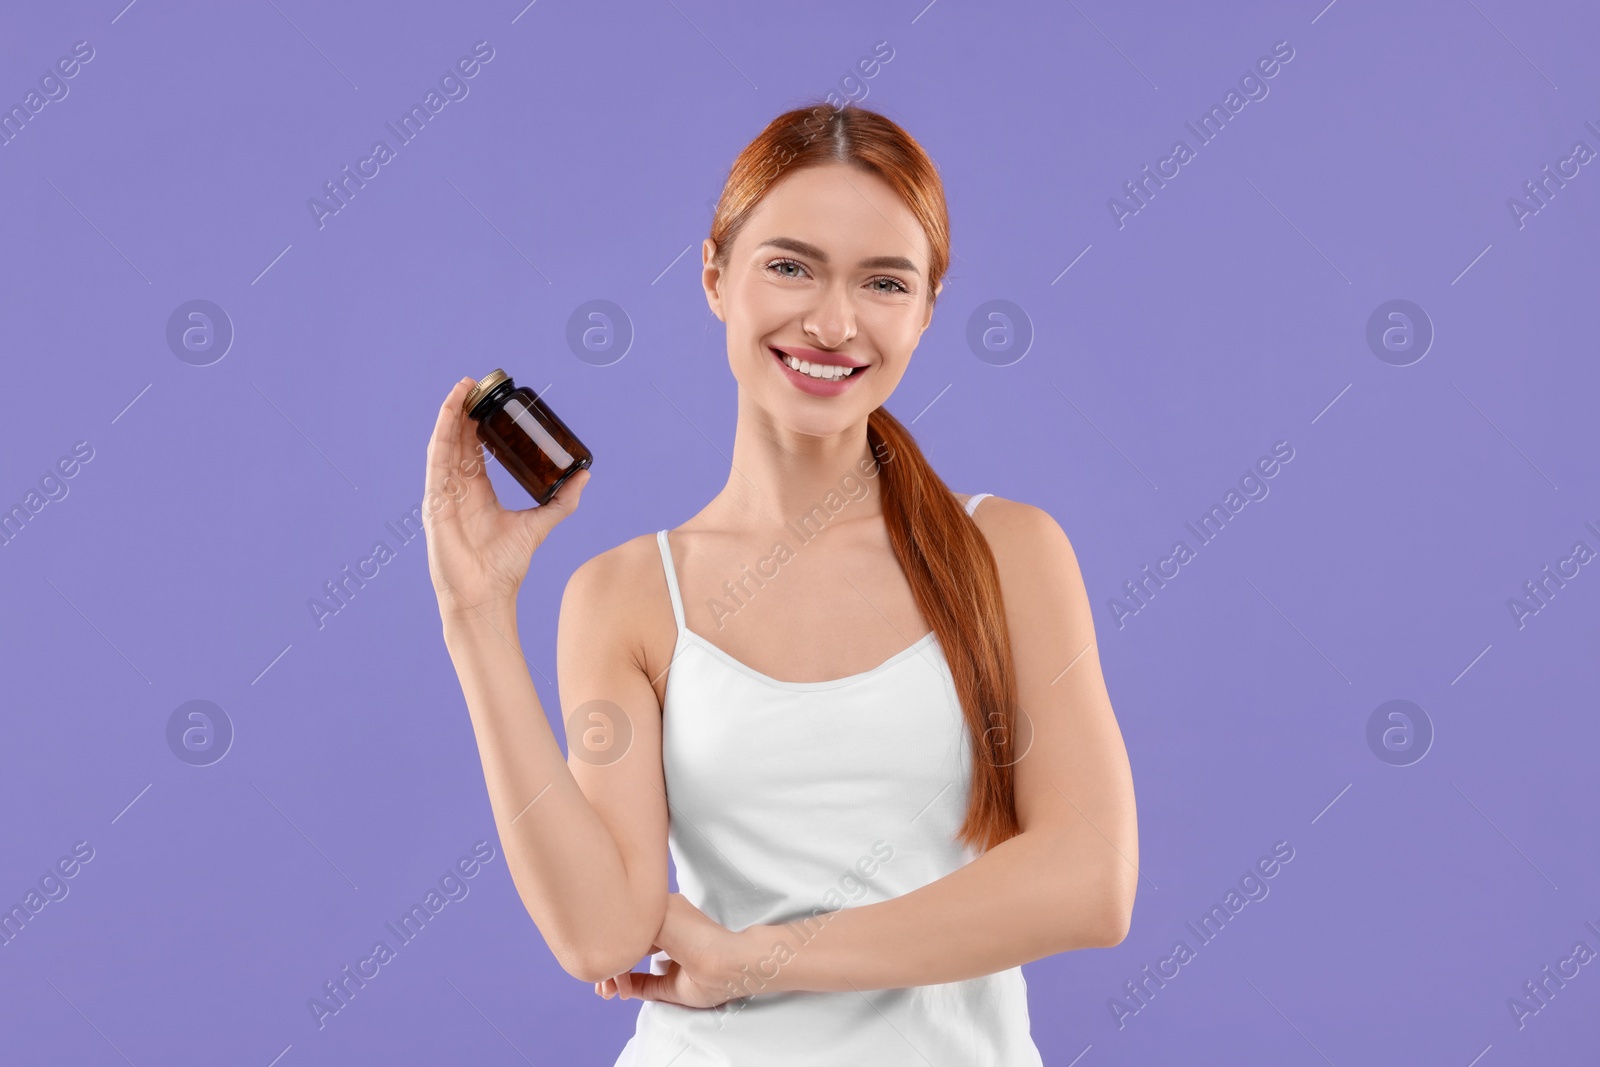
[765,260,908,294]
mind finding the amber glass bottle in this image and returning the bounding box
[462,369,593,505]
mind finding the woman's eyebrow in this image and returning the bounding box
[757,236,920,275]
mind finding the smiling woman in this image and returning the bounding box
[425,101,1138,1067]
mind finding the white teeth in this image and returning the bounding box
[780,353,856,380]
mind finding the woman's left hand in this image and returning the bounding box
[593,894,750,1009]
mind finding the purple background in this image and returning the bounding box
[2,0,1597,1063]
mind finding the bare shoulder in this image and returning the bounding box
[558,531,670,672]
[564,530,662,596]
[965,493,1088,605]
[966,494,1078,566]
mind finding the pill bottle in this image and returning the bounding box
[462,369,593,506]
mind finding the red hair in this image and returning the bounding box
[709,102,1021,854]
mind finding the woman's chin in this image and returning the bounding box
[762,395,872,436]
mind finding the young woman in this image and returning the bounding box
[424,102,1138,1065]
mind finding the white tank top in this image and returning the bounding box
[614,493,1044,1066]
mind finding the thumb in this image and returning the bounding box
[523,467,590,534]
[545,467,590,513]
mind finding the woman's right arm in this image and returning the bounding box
[424,378,667,983]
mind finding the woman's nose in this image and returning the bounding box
[803,290,856,348]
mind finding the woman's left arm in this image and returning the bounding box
[600,498,1140,1003]
[744,498,1139,992]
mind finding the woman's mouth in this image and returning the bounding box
[769,347,867,397]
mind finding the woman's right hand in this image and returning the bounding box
[422,376,591,624]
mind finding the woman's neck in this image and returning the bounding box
[713,417,885,530]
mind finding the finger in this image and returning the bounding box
[603,946,663,1000]
[453,388,491,484]
[547,466,591,516]
[613,969,671,1004]
[558,465,592,507]
[424,378,476,510]
[449,396,512,526]
[426,378,474,485]
[433,382,508,529]
[519,467,591,535]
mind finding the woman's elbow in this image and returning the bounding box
[557,935,652,984]
[562,948,625,985]
[1095,899,1133,947]
[551,907,665,983]
[1055,863,1135,951]
[1061,900,1130,951]
[1090,873,1136,948]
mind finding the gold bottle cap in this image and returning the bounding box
[463,369,510,416]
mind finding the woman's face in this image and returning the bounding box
[702,162,941,438]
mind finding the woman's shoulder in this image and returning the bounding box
[961,492,1079,570]
[960,490,1048,526]
[557,529,675,651]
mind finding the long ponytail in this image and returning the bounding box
[867,407,1021,853]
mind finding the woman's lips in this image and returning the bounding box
[770,347,868,397]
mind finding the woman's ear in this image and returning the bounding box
[701,238,726,323]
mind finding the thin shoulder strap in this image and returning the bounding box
[965,492,992,516]
[656,529,687,631]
